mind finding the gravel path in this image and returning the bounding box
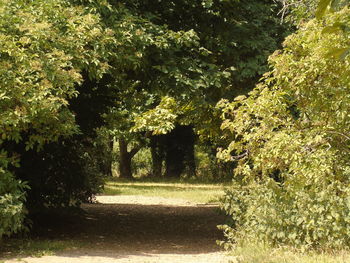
[4,195,233,263]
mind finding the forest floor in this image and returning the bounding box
[2,193,234,263]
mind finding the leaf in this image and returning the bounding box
[326,47,349,59]
[316,0,332,19]
[322,22,344,34]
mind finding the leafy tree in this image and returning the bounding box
[218,3,350,249]
[0,0,111,237]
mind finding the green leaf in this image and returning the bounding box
[316,0,332,19]
[327,47,349,59]
[322,22,344,34]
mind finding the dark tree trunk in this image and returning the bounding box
[99,137,113,177]
[119,139,132,179]
[164,125,196,178]
[150,136,164,178]
[107,139,114,177]
[118,138,142,179]
[165,143,184,178]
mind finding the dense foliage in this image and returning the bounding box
[102,0,288,178]
[218,6,350,249]
[0,0,110,238]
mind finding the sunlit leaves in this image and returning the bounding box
[131,96,178,135]
[219,7,350,249]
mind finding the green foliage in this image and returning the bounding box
[131,147,153,177]
[220,180,350,249]
[132,97,178,135]
[0,0,111,149]
[278,0,318,25]
[316,0,348,18]
[195,144,234,181]
[0,0,111,237]
[0,154,27,239]
[218,7,350,249]
[101,0,288,143]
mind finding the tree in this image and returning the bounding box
[218,3,350,249]
[0,0,111,237]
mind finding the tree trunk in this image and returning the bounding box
[164,125,196,178]
[100,137,113,177]
[119,139,133,179]
[184,128,196,178]
[150,136,163,178]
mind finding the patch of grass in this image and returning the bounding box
[0,238,82,259]
[103,179,227,203]
[231,243,350,263]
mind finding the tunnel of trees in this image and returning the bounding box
[2,0,350,253]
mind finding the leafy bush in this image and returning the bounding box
[220,178,350,250]
[0,153,27,239]
[218,7,350,249]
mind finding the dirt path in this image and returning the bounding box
[4,196,234,263]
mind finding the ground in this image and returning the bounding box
[2,195,234,263]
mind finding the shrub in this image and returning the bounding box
[218,7,350,249]
[220,178,350,250]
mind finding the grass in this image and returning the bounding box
[231,243,350,263]
[0,238,82,259]
[102,178,228,203]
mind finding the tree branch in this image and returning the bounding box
[230,150,249,161]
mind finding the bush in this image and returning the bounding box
[218,8,350,250]
[0,153,27,239]
[220,178,350,250]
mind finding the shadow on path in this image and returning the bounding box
[25,197,227,260]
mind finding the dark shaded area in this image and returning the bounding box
[24,202,225,254]
[14,139,105,210]
[149,125,197,179]
[164,125,196,178]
